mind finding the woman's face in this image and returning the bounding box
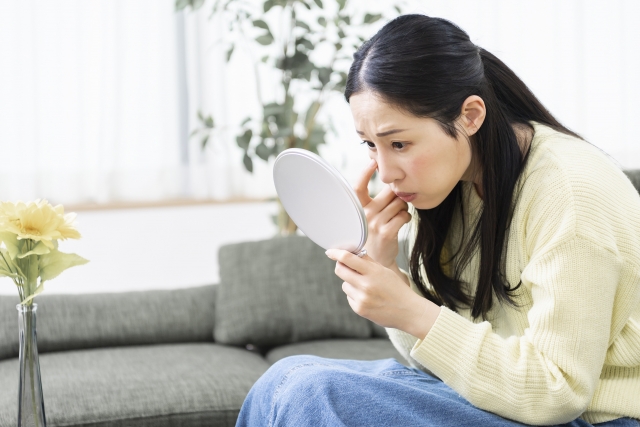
[349,90,478,209]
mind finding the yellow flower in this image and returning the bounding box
[0,199,81,248]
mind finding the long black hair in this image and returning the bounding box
[344,14,581,319]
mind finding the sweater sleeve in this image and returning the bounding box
[409,236,622,425]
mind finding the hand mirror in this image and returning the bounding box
[273,148,368,257]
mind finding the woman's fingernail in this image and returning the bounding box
[325,250,336,260]
[369,159,376,166]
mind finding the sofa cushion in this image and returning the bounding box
[214,236,373,346]
[0,285,217,361]
[0,343,269,427]
[624,169,640,193]
[265,338,409,367]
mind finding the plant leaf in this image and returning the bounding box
[17,241,51,258]
[236,129,252,150]
[297,37,314,51]
[0,232,20,259]
[201,135,210,149]
[255,141,271,161]
[240,116,252,127]
[337,0,346,10]
[318,17,326,27]
[364,13,382,24]
[255,33,274,46]
[296,21,311,32]
[21,281,45,305]
[38,250,89,282]
[252,19,269,31]
[313,0,323,7]
[204,116,214,128]
[226,45,234,62]
[242,152,254,173]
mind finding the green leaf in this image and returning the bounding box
[364,13,382,24]
[394,5,401,14]
[297,37,313,51]
[243,152,254,173]
[261,55,269,63]
[201,135,210,149]
[264,0,275,12]
[17,241,51,258]
[240,116,252,127]
[337,0,346,10]
[175,0,204,11]
[0,249,23,280]
[21,281,45,305]
[204,116,214,128]
[340,15,351,25]
[318,67,332,86]
[226,45,234,62]
[318,17,326,27]
[236,129,252,150]
[38,250,89,282]
[252,19,269,31]
[296,21,311,32]
[313,0,323,8]
[197,110,205,122]
[263,102,284,118]
[255,33,274,46]
[255,142,271,161]
[0,232,20,260]
[338,28,345,39]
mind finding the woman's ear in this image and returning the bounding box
[459,95,486,136]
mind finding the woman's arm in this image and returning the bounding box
[409,236,621,425]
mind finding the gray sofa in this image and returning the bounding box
[1,169,638,427]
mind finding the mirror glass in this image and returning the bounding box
[273,149,367,255]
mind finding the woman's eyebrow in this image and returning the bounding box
[356,129,408,137]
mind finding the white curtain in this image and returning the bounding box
[0,0,186,205]
[1,0,639,206]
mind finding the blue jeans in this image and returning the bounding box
[236,355,639,427]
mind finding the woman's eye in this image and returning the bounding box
[392,142,406,150]
[361,140,376,149]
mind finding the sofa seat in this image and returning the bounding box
[0,343,270,427]
[265,337,407,367]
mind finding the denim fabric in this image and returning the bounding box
[236,356,639,427]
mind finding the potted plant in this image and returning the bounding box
[178,0,404,234]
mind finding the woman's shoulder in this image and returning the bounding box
[515,122,640,258]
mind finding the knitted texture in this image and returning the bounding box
[386,122,640,425]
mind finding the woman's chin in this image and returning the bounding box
[410,195,445,210]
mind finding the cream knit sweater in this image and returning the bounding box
[386,122,640,425]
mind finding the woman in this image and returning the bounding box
[236,14,640,426]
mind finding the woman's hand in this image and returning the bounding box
[355,159,412,270]
[326,248,440,339]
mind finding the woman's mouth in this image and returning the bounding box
[395,192,417,202]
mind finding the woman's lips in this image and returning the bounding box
[395,192,417,202]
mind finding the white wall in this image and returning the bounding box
[0,202,278,296]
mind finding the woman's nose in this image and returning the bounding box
[375,154,403,184]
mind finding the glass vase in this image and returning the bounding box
[16,303,47,427]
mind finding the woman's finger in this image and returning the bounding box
[326,249,372,275]
[353,159,378,207]
[372,196,409,227]
[365,185,397,216]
